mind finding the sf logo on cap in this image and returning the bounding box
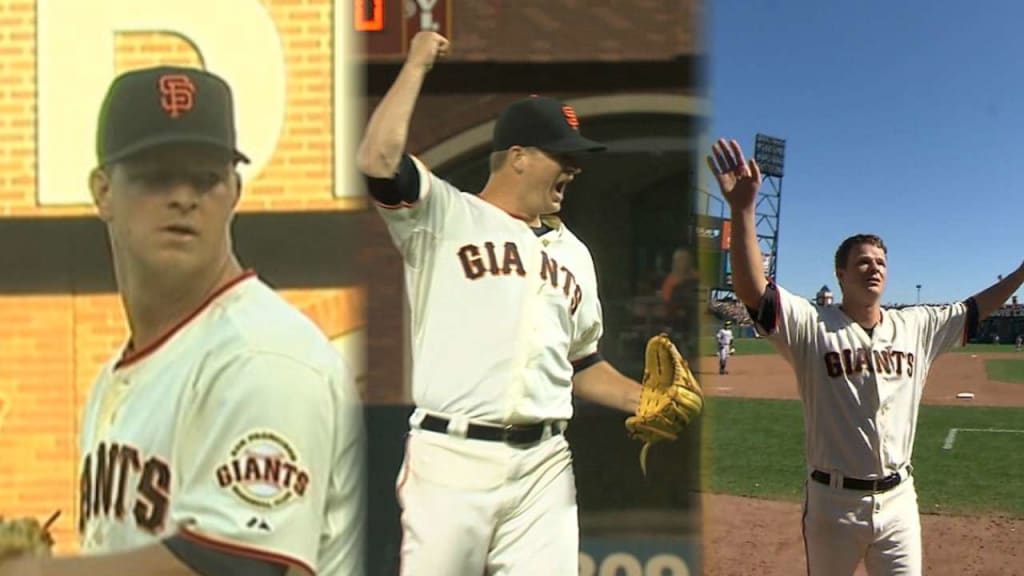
[562,106,580,130]
[159,74,196,118]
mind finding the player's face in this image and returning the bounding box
[837,243,887,303]
[90,143,240,278]
[522,148,581,216]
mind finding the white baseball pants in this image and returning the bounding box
[396,426,578,575]
[803,473,921,575]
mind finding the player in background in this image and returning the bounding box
[660,247,700,347]
[716,321,734,374]
[0,66,365,576]
[357,32,646,575]
[708,137,1024,576]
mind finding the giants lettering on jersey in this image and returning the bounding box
[79,442,171,534]
[457,242,584,315]
[823,348,915,378]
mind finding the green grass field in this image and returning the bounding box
[704,397,1024,518]
[985,359,1024,383]
[955,343,1022,354]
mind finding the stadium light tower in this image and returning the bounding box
[753,134,785,280]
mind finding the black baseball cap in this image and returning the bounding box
[96,65,250,165]
[492,96,606,155]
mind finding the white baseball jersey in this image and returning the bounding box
[758,284,967,479]
[78,272,365,575]
[716,328,734,350]
[376,156,603,424]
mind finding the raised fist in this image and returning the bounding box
[407,31,450,71]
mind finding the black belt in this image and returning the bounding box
[810,469,904,493]
[419,414,564,446]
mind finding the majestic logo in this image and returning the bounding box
[158,74,196,118]
[562,105,580,130]
[216,431,310,508]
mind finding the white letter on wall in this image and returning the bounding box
[37,0,286,205]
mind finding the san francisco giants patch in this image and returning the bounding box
[215,430,310,508]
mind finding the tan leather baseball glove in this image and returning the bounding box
[0,512,58,562]
[625,333,704,475]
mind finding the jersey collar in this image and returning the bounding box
[539,215,563,230]
[115,270,257,370]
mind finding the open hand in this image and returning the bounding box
[706,138,762,211]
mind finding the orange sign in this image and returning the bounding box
[354,0,384,31]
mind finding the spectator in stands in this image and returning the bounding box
[660,247,700,336]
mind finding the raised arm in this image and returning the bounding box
[356,32,449,177]
[968,262,1024,320]
[706,139,767,310]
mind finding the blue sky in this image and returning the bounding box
[706,0,1024,305]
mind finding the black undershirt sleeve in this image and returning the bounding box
[572,352,603,374]
[746,284,779,334]
[163,535,289,576]
[964,297,980,341]
[363,154,421,206]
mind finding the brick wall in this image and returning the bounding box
[439,0,700,62]
[0,0,354,218]
[0,0,364,552]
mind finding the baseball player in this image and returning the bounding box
[357,32,643,575]
[1016,333,1022,352]
[0,66,365,576]
[716,321,734,374]
[707,138,1024,575]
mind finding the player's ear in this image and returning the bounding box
[509,146,527,174]
[89,166,114,222]
[231,169,243,208]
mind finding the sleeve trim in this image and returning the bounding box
[176,525,315,576]
[571,352,602,374]
[374,198,422,210]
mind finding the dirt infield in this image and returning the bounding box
[703,493,1023,576]
[698,352,1024,575]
